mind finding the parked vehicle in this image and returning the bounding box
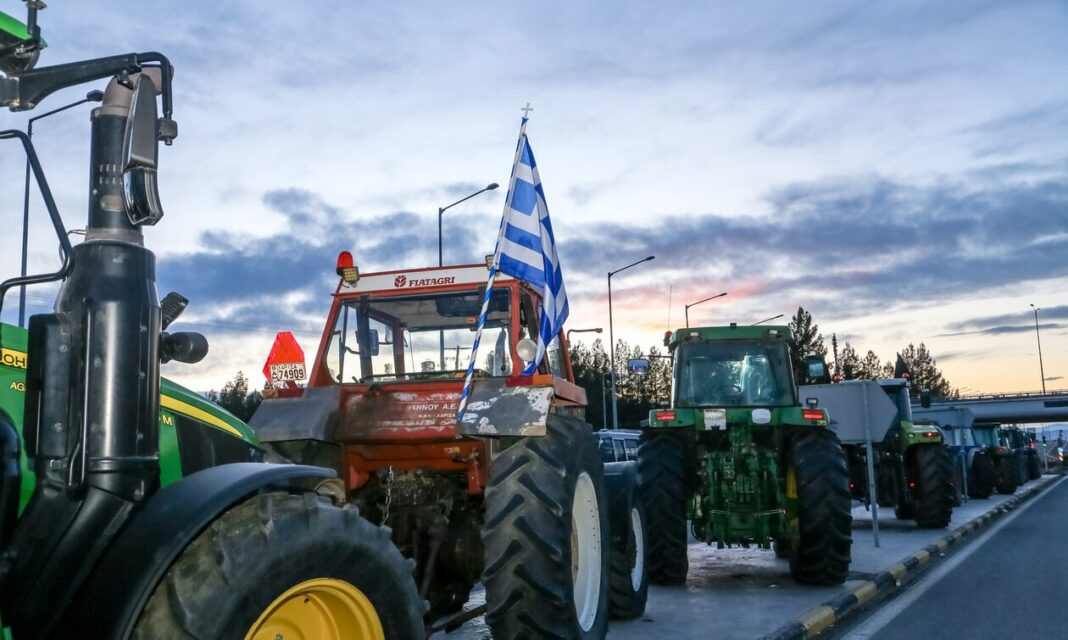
[598,429,640,462]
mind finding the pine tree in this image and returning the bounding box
[858,351,886,380]
[209,371,262,421]
[789,306,827,382]
[898,343,953,397]
[837,342,862,380]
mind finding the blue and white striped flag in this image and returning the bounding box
[496,120,569,375]
[456,116,568,422]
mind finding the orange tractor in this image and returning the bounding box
[251,257,647,637]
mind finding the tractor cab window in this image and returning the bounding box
[973,428,998,448]
[675,340,794,407]
[324,288,512,383]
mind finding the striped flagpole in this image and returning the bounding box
[456,116,530,424]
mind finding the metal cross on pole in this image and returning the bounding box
[521,102,534,117]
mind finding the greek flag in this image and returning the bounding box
[496,119,569,375]
[456,116,568,423]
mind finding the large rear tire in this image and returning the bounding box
[968,451,995,499]
[1027,452,1042,480]
[481,415,610,639]
[636,430,689,584]
[787,429,852,586]
[133,492,424,640]
[995,454,1020,494]
[912,444,954,529]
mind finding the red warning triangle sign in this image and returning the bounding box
[263,331,306,383]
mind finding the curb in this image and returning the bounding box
[763,474,1063,640]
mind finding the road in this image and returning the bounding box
[843,475,1068,639]
[435,475,1058,639]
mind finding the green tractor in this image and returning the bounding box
[800,376,955,529]
[0,5,421,638]
[636,324,852,586]
[974,422,1020,494]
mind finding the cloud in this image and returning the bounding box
[1047,376,1065,382]
[948,307,1068,333]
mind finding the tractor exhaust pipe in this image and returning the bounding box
[0,70,165,636]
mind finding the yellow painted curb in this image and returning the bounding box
[914,550,930,564]
[887,563,908,580]
[799,606,836,635]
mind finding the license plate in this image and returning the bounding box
[269,362,306,382]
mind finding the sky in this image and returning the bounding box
[0,0,1065,394]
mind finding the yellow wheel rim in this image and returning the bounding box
[244,578,385,640]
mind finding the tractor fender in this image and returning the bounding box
[603,461,638,545]
[55,462,333,639]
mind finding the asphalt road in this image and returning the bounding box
[844,475,1068,639]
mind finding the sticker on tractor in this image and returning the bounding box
[704,408,726,430]
[263,331,306,383]
[1,347,27,370]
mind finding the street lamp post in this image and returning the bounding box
[684,291,727,328]
[1030,304,1046,394]
[18,90,104,327]
[608,256,655,429]
[435,182,498,369]
[437,183,499,267]
[752,313,784,326]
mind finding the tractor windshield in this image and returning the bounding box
[323,288,514,383]
[675,340,794,407]
[973,428,999,448]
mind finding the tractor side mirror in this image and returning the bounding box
[122,74,164,226]
[802,356,830,384]
[161,331,208,364]
[627,358,650,375]
[920,387,932,408]
[356,328,380,357]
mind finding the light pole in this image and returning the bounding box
[752,313,784,326]
[608,255,655,429]
[18,90,104,327]
[1030,304,1046,394]
[437,183,498,267]
[685,291,727,328]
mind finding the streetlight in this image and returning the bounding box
[608,255,655,429]
[685,291,727,328]
[438,183,498,267]
[18,89,104,327]
[752,313,784,326]
[1030,304,1046,394]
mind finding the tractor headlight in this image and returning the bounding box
[516,338,537,364]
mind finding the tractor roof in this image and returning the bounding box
[668,324,792,348]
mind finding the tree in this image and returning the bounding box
[207,371,263,421]
[897,343,953,397]
[789,306,827,382]
[836,342,862,380]
[857,350,887,380]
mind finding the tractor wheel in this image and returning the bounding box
[604,462,648,619]
[133,492,424,640]
[1027,453,1042,480]
[968,452,996,499]
[912,445,954,529]
[995,455,1020,494]
[481,415,610,639]
[787,429,852,586]
[636,430,689,584]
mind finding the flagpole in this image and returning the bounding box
[456,115,530,424]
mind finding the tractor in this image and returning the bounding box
[250,257,648,637]
[973,422,1021,494]
[0,5,421,637]
[801,377,955,528]
[635,324,852,586]
[1000,425,1042,482]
